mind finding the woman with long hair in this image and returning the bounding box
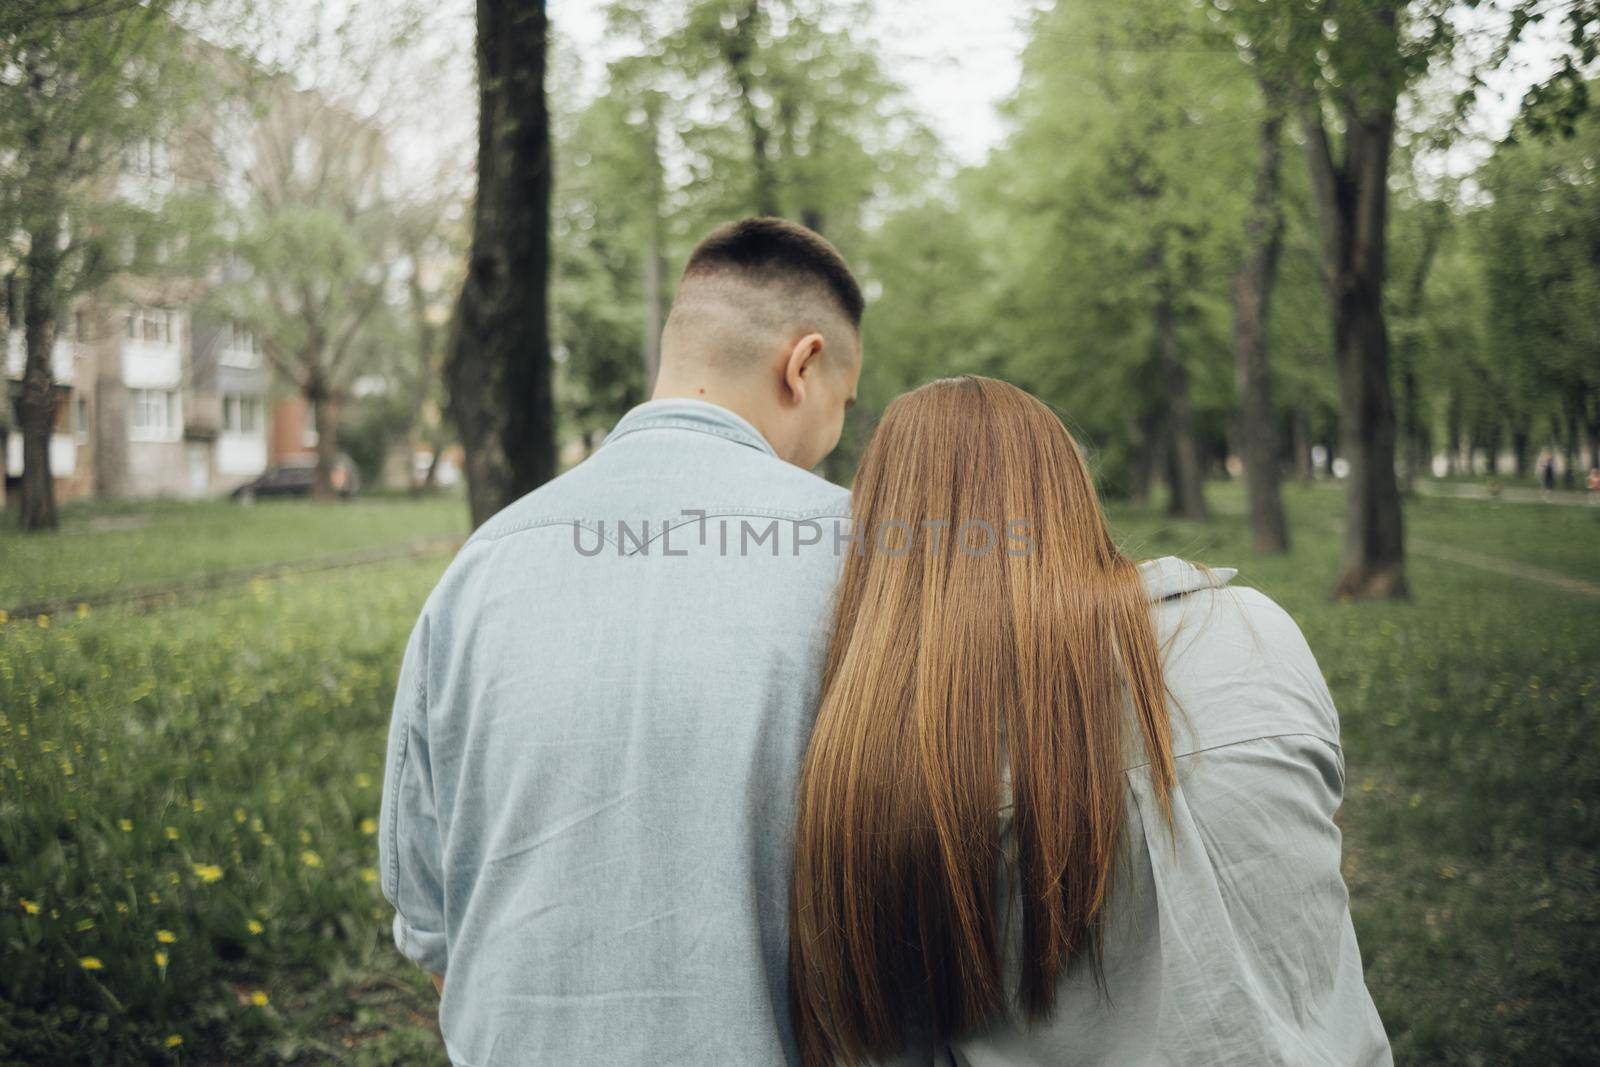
[789,377,1388,1066]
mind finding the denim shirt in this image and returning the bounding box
[379,400,850,1066]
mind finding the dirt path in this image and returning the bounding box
[1408,538,1600,600]
[2,535,461,624]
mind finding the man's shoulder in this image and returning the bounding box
[466,448,851,550]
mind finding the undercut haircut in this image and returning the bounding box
[661,218,864,373]
[680,217,864,327]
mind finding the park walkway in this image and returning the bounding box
[1407,537,1600,600]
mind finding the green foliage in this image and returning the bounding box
[0,496,467,609]
[1110,483,1600,1063]
[0,555,452,1064]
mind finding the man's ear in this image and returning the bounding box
[781,333,826,407]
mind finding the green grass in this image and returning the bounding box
[1,487,1596,1063]
[0,557,449,1064]
[0,493,469,610]
[1110,483,1600,1063]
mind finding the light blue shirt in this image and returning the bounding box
[379,399,850,1066]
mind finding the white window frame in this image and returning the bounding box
[221,392,263,435]
[128,388,182,442]
[220,319,262,368]
[124,306,178,347]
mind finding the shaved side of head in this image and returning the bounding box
[660,218,864,375]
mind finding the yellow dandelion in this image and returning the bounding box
[79,956,104,971]
[191,863,223,884]
[164,827,179,841]
[115,902,128,915]
[156,929,176,944]
[355,772,372,788]
[36,614,49,629]
[299,850,322,869]
[359,818,377,836]
[250,816,264,833]
[148,892,161,905]
[248,989,269,1007]
[154,950,168,968]
[190,798,206,814]
[76,603,90,619]
[74,918,95,932]
[360,867,378,884]
[246,919,264,936]
[118,819,133,833]
[0,609,8,624]
[19,899,40,916]
[164,1035,183,1048]
[233,808,247,824]
[298,830,312,844]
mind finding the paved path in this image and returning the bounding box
[1413,480,1595,507]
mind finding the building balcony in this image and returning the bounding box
[5,329,78,385]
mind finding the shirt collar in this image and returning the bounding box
[601,398,777,458]
[1139,556,1237,601]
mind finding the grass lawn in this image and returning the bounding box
[0,493,470,611]
[1,485,1596,1063]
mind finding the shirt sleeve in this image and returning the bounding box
[378,610,449,975]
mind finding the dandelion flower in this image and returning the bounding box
[360,867,378,884]
[79,957,104,971]
[249,989,269,1007]
[36,615,49,629]
[148,892,161,905]
[156,929,176,944]
[118,819,133,833]
[76,603,90,619]
[233,808,247,824]
[192,863,223,884]
[299,850,322,869]
[154,950,168,968]
[246,919,263,936]
[0,610,8,624]
[355,772,371,789]
[164,1035,183,1048]
[19,899,40,916]
[191,798,206,814]
[359,818,377,836]
[164,827,179,841]
[74,918,95,932]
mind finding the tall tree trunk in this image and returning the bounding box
[305,377,341,502]
[725,0,779,216]
[1304,99,1407,599]
[1156,283,1208,522]
[1562,390,1581,489]
[642,107,664,390]
[1585,388,1600,474]
[1231,97,1288,553]
[1129,399,1164,506]
[19,214,61,531]
[447,0,556,529]
[1511,423,1530,478]
[1291,408,1314,481]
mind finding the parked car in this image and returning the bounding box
[231,454,361,502]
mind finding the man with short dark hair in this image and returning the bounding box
[380,217,863,1064]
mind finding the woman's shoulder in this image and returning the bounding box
[1137,558,1340,759]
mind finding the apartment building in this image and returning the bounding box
[1,48,327,505]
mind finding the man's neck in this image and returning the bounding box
[650,381,779,454]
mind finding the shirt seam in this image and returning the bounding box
[605,418,774,455]
[465,508,850,550]
[1123,730,1343,773]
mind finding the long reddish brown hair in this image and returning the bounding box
[788,376,1176,1065]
